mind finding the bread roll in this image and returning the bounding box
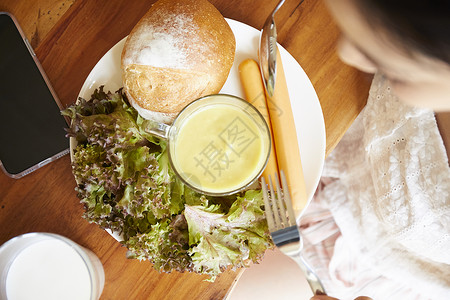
[121,0,236,123]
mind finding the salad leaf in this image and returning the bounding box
[63,87,273,280]
[185,190,271,281]
[125,216,192,273]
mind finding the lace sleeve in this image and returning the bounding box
[319,72,450,299]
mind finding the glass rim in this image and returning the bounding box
[0,232,101,300]
[167,93,271,197]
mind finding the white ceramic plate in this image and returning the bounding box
[76,19,325,218]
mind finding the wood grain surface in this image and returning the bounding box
[0,0,370,299]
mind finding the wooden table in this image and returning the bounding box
[0,0,371,299]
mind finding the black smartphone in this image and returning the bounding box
[0,12,69,179]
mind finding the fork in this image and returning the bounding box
[262,171,327,295]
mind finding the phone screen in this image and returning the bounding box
[0,13,69,178]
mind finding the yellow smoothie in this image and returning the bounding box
[172,102,268,194]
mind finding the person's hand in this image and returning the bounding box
[310,296,372,300]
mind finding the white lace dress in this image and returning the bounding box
[300,73,450,300]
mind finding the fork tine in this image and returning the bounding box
[274,173,288,226]
[280,170,296,226]
[261,177,275,230]
[268,175,282,230]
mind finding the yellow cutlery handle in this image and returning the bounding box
[266,50,308,213]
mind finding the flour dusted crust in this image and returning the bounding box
[121,0,236,122]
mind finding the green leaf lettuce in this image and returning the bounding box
[63,87,273,280]
[185,190,271,281]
